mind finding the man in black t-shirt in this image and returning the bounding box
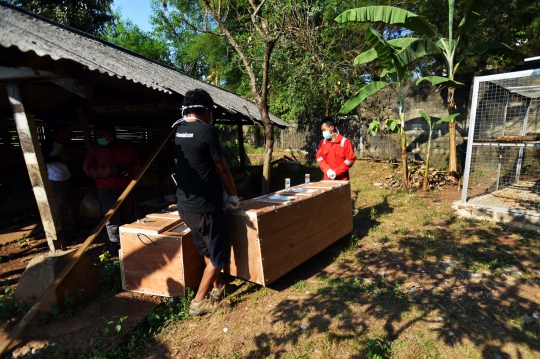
[174,89,239,316]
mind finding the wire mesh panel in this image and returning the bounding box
[462,69,540,214]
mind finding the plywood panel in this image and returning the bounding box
[121,216,181,234]
[181,233,206,291]
[226,181,352,286]
[119,221,204,297]
[225,215,264,284]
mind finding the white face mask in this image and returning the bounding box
[322,130,332,140]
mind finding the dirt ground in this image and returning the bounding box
[1,160,539,358]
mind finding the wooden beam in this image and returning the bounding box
[237,118,246,172]
[86,102,182,113]
[0,126,177,357]
[0,66,58,81]
[76,108,93,151]
[6,82,63,252]
[50,78,94,99]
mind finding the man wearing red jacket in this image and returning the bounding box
[316,118,355,180]
[83,122,140,254]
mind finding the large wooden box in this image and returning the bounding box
[225,180,353,286]
[119,212,205,297]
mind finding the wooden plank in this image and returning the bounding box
[86,102,182,114]
[76,109,93,151]
[0,126,177,357]
[50,78,93,99]
[6,82,62,252]
[0,66,57,80]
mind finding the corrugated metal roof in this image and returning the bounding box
[0,3,288,128]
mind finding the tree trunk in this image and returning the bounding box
[423,130,433,192]
[399,111,409,189]
[447,87,458,182]
[259,107,274,194]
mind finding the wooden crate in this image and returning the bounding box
[225,180,353,286]
[119,212,205,297]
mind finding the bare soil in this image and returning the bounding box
[0,160,539,359]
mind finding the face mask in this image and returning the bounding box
[97,138,109,146]
[322,130,333,140]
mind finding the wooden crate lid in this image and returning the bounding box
[146,211,182,220]
[228,181,349,217]
[121,216,182,234]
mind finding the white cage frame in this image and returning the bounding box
[461,68,540,218]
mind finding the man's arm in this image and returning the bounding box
[83,150,113,178]
[334,139,355,177]
[214,157,237,197]
[316,140,331,174]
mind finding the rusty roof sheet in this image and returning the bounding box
[0,3,288,128]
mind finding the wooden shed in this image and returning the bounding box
[0,3,288,251]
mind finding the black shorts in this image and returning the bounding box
[178,208,230,269]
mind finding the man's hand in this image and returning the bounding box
[224,195,240,209]
[326,169,336,180]
[109,166,120,177]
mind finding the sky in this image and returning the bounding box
[113,0,154,32]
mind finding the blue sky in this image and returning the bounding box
[114,0,153,32]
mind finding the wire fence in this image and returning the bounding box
[463,70,540,214]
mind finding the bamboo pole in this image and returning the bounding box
[0,126,177,356]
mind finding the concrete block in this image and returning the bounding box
[14,249,101,312]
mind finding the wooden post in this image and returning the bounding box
[6,82,63,252]
[237,118,246,173]
[76,108,93,151]
[0,126,177,356]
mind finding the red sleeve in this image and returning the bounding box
[316,140,331,176]
[83,149,111,179]
[334,139,355,177]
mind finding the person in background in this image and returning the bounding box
[83,122,140,254]
[316,117,355,180]
[42,122,79,242]
[174,89,239,316]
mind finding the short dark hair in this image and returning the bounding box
[320,117,335,128]
[93,121,116,134]
[182,89,214,116]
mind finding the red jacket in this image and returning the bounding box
[316,133,355,180]
[83,142,140,190]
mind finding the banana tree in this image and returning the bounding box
[418,111,460,191]
[336,1,522,181]
[338,27,463,189]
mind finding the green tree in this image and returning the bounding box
[157,0,286,194]
[335,27,463,188]
[4,0,114,35]
[335,1,522,181]
[102,12,172,66]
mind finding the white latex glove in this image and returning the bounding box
[326,169,336,180]
[225,195,240,209]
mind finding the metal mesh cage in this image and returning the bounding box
[462,69,540,214]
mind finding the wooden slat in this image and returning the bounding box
[6,81,62,251]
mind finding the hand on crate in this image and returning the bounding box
[224,195,240,209]
[326,169,336,180]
